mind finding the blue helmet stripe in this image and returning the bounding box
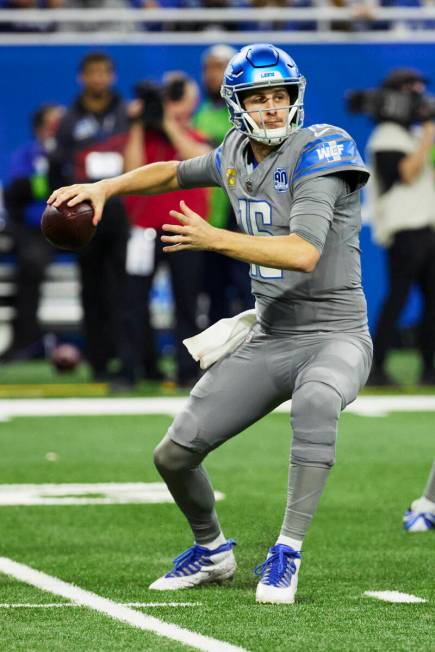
[221,43,305,144]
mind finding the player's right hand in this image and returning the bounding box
[47,181,108,226]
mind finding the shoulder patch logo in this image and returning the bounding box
[273,167,289,193]
[316,140,344,163]
[226,168,237,187]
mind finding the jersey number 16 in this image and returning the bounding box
[238,199,283,280]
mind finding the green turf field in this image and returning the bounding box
[0,403,433,651]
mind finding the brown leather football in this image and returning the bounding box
[41,200,96,251]
[51,343,81,373]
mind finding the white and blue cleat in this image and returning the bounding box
[255,544,301,604]
[149,539,237,590]
[403,497,435,533]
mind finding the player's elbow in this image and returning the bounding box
[290,241,321,273]
[295,254,319,273]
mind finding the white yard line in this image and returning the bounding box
[1,395,435,421]
[0,602,201,608]
[0,398,187,420]
[0,482,224,506]
[363,590,427,604]
[0,557,247,652]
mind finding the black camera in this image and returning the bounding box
[133,77,188,131]
[346,88,435,126]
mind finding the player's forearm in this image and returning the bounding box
[212,230,319,273]
[99,160,180,199]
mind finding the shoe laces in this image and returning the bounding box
[167,539,236,577]
[254,544,301,586]
[404,509,435,529]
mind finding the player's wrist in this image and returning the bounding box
[210,227,233,254]
[96,178,114,200]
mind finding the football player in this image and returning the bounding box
[48,43,373,604]
[403,461,435,532]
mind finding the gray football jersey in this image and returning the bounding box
[177,124,370,335]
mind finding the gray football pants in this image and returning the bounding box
[424,461,435,503]
[154,326,372,544]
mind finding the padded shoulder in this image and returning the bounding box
[292,124,369,189]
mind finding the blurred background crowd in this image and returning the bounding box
[0,46,257,388]
[0,0,434,34]
[0,6,434,390]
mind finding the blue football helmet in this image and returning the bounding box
[221,43,306,146]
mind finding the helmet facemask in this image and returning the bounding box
[222,78,306,146]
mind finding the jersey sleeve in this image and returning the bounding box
[289,174,350,253]
[176,146,223,189]
[292,126,369,192]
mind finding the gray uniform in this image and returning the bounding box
[170,124,373,460]
[154,124,373,544]
[178,123,370,337]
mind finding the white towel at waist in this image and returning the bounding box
[183,309,257,370]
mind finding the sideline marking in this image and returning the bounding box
[363,590,427,604]
[1,395,435,421]
[0,602,201,608]
[0,557,247,652]
[0,482,224,506]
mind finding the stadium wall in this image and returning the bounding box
[1,42,432,329]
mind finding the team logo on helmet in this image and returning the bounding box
[221,43,306,146]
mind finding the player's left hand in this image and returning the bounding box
[162,200,217,253]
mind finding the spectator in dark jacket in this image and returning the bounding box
[50,52,129,381]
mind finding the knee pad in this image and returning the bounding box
[153,435,203,474]
[290,381,342,468]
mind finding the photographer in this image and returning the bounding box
[117,73,211,389]
[365,69,435,385]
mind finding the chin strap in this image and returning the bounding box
[249,126,289,146]
[243,103,300,146]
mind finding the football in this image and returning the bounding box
[41,200,96,251]
[50,343,81,373]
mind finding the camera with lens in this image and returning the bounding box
[133,76,188,131]
[346,68,435,127]
[346,88,435,126]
